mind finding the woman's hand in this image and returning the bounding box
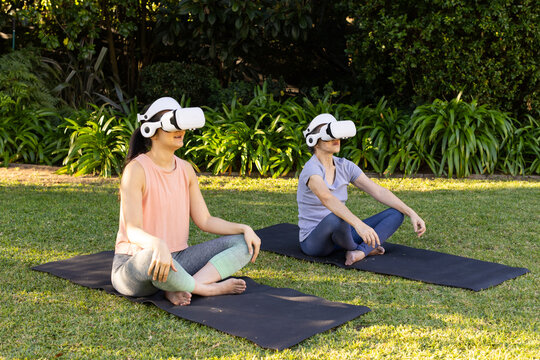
[354,223,380,248]
[410,214,426,237]
[243,226,261,263]
[147,239,177,282]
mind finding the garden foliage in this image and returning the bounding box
[345,0,539,116]
[0,50,538,178]
[5,1,536,116]
[1,89,539,178]
[57,104,138,177]
[0,51,65,166]
[0,95,65,166]
[407,95,515,177]
[0,50,57,109]
[137,61,217,107]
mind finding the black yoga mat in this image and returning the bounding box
[32,251,370,350]
[256,223,530,291]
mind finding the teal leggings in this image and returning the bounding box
[111,234,252,297]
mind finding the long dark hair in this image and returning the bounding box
[119,127,151,199]
[122,109,169,170]
[124,127,151,167]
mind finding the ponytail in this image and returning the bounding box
[123,127,151,170]
[123,108,170,172]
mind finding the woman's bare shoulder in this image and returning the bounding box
[121,160,145,188]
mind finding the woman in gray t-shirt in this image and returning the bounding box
[297,115,426,265]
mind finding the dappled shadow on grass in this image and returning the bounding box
[1,179,538,357]
[1,182,538,267]
[2,181,538,258]
[3,281,238,359]
[1,240,537,358]
[7,263,534,358]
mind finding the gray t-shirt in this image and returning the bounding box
[297,155,363,241]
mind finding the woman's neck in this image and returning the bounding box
[146,146,176,171]
[315,151,334,169]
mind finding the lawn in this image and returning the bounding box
[0,167,538,359]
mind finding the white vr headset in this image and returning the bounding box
[137,97,205,138]
[303,114,357,147]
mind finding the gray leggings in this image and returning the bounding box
[111,234,251,297]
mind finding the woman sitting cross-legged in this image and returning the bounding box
[111,97,261,306]
[297,114,426,265]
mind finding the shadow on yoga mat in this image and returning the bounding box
[256,223,529,291]
[32,251,370,350]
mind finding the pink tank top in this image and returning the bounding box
[115,153,190,255]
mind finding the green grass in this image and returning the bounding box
[0,174,539,359]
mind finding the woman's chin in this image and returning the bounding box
[169,141,183,151]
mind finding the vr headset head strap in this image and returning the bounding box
[137,97,182,138]
[137,98,206,138]
[137,97,181,123]
[304,114,337,146]
[303,114,337,138]
[304,114,356,146]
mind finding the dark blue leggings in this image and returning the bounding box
[300,208,404,257]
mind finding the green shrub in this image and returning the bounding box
[408,96,514,177]
[185,84,312,177]
[199,104,275,176]
[57,104,137,177]
[499,113,540,175]
[0,49,58,109]
[0,93,65,166]
[138,61,217,107]
[3,79,535,178]
[0,50,72,167]
[47,47,123,111]
[186,87,275,176]
[206,80,256,108]
[184,94,534,179]
[338,99,405,175]
[344,0,539,117]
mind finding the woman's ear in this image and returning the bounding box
[149,128,163,141]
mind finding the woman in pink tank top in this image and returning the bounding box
[111,97,261,306]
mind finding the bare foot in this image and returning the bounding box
[194,278,247,297]
[368,246,385,256]
[216,278,246,294]
[165,291,192,306]
[345,250,366,266]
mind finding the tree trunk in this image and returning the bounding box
[101,0,120,82]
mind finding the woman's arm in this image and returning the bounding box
[120,161,177,282]
[307,175,381,247]
[184,161,261,262]
[353,173,426,237]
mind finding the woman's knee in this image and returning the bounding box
[228,233,247,245]
[322,212,345,227]
[208,234,252,278]
[317,212,348,237]
[387,208,404,224]
[225,234,252,262]
[111,249,157,297]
